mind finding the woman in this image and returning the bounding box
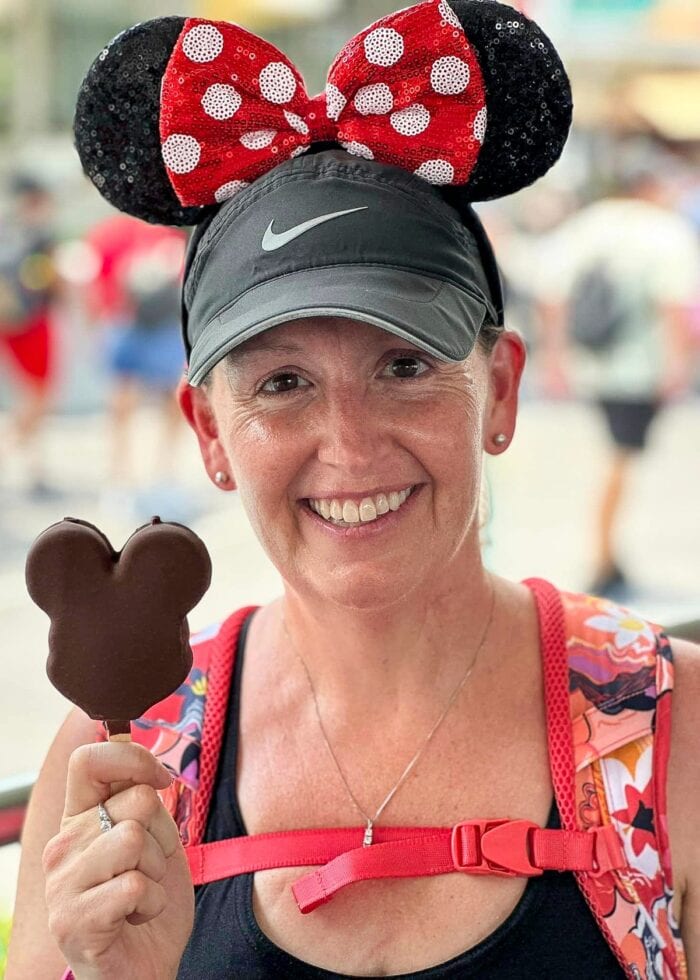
[8,2,699,978]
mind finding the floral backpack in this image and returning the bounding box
[120,578,686,979]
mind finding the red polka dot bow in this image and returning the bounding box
[160,0,487,207]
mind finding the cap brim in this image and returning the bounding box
[187,265,490,386]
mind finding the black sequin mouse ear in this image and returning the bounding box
[449,0,573,201]
[74,17,212,226]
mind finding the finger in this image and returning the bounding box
[106,784,181,858]
[57,785,181,865]
[48,872,167,957]
[71,821,168,892]
[64,742,171,817]
[82,870,167,931]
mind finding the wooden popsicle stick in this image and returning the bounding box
[106,725,133,795]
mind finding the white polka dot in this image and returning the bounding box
[162,134,201,174]
[290,146,308,159]
[240,129,277,150]
[340,141,374,160]
[259,62,297,104]
[284,111,309,135]
[390,103,431,137]
[182,24,224,63]
[354,83,393,116]
[430,57,470,95]
[414,159,455,185]
[438,0,461,29]
[215,180,249,203]
[201,84,242,120]
[473,106,487,144]
[326,83,347,122]
[364,27,404,67]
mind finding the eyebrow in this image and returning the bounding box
[232,341,305,362]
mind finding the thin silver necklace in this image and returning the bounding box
[283,580,496,847]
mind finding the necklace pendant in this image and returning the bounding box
[363,821,374,847]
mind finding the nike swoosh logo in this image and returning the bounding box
[261,207,368,252]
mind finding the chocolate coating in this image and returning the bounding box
[25,517,212,731]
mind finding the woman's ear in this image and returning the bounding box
[176,374,238,490]
[483,330,527,455]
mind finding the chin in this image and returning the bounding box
[311,565,429,613]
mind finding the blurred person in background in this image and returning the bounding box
[0,175,58,497]
[536,151,700,598]
[679,172,700,372]
[482,186,578,360]
[83,215,187,514]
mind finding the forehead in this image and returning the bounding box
[231,316,425,361]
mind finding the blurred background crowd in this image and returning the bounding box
[1,0,699,949]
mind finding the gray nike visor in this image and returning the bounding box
[183,149,502,387]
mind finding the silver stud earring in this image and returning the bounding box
[215,471,230,486]
[494,434,508,446]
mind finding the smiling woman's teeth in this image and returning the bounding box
[309,487,414,526]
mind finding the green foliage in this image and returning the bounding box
[0,914,11,979]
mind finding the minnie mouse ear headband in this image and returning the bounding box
[74,0,572,385]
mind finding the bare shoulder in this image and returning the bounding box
[666,636,700,965]
[6,708,97,978]
[668,634,700,808]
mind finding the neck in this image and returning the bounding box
[273,556,497,723]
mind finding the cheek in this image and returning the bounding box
[223,407,286,464]
[410,389,486,516]
[221,410,304,512]
[398,386,485,459]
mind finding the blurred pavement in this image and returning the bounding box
[1,396,699,912]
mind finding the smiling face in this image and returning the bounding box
[180,317,524,611]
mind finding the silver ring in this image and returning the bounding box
[97,801,114,833]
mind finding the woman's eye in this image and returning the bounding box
[383,356,430,379]
[260,372,310,395]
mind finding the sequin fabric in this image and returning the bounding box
[73,17,208,226]
[73,0,571,225]
[159,1,488,208]
[450,0,573,201]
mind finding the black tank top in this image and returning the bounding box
[177,613,625,979]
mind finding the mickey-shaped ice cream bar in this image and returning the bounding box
[73,0,572,226]
[25,517,212,739]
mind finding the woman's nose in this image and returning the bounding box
[314,390,390,472]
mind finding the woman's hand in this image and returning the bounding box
[42,741,194,980]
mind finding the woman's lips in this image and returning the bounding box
[300,485,422,537]
[307,485,416,525]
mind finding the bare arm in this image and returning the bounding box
[658,303,696,400]
[534,298,575,399]
[667,636,700,971]
[7,708,97,979]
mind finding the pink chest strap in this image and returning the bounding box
[185,818,624,913]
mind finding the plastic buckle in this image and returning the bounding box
[589,825,625,877]
[451,819,543,878]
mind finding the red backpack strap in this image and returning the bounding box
[110,607,257,845]
[526,579,687,980]
[185,817,623,909]
[187,607,258,845]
